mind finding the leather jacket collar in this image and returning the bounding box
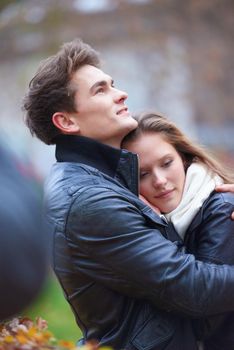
[55,134,139,195]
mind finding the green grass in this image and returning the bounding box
[24,272,82,343]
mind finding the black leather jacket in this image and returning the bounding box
[45,135,234,350]
[185,191,234,350]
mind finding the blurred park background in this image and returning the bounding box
[0,0,233,343]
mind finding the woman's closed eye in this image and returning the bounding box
[140,170,150,179]
[162,159,173,168]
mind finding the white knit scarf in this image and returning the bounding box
[165,162,223,239]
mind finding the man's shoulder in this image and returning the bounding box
[44,162,115,229]
[44,161,132,209]
[46,162,103,191]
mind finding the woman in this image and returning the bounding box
[122,112,234,350]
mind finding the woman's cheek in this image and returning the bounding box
[140,182,151,198]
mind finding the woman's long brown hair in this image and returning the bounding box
[122,112,233,183]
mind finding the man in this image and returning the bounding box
[23,38,234,350]
[0,143,47,320]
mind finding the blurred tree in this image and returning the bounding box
[0,0,18,12]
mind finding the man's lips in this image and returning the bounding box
[117,107,129,115]
[154,189,174,199]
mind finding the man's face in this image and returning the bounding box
[70,65,138,148]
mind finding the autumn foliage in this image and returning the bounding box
[0,317,103,350]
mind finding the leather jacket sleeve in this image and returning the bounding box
[185,192,234,342]
[66,186,234,318]
[186,192,234,265]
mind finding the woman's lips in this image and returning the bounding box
[154,189,174,199]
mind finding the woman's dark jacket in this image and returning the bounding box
[45,134,234,350]
[185,191,234,350]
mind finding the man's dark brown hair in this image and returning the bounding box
[23,38,100,144]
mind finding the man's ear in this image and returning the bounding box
[52,112,80,134]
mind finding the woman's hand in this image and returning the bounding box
[216,184,234,220]
[139,195,161,215]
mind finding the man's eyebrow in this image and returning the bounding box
[90,78,114,94]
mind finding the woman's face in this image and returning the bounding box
[126,132,186,213]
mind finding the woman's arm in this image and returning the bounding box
[216,184,234,219]
[186,193,234,265]
[185,192,234,347]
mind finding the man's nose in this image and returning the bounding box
[114,88,128,102]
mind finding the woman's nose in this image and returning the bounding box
[152,172,167,187]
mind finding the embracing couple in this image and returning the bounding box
[23,39,234,350]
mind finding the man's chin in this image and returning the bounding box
[129,117,138,130]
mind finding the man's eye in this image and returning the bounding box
[96,89,104,94]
